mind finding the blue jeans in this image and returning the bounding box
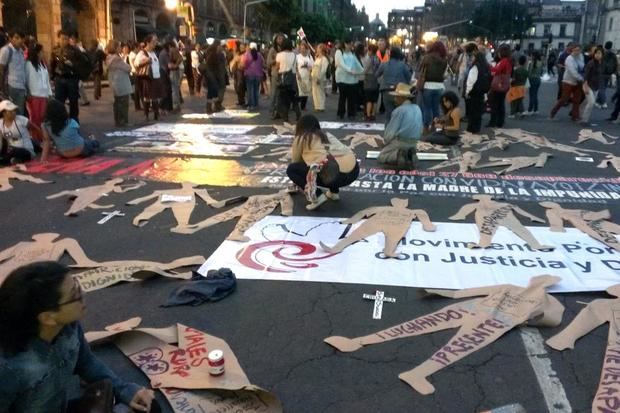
[596,76,609,105]
[8,86,26,115]
[528,77,541,112]
[246,75,260,109]
[422,88,443,128]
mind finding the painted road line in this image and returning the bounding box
[520,327,572,412]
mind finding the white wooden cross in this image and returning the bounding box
[363,290,396,319]
[98,210,125,224]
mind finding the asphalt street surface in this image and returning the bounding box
[2,78,619,413]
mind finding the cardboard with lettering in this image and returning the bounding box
[541,202,620,252]
[47,178,145,216]
[450,195,553,250]
[127,182,228,231]
[325,275,564,395]
[72,255,206,292]
[547,285,620,413]
[86,318,282,413]
[574,129,618,145]
[0,233,98,285]
[475,153,552,175]
[173,189,294,241]
[320,198,436,257]
[0,165,51,191]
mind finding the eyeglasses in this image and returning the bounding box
[58,279,83,306]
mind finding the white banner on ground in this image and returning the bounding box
[199,216,620,292]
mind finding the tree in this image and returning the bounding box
[470,0,532,42]
[255,0,302,36]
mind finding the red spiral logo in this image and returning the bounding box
[236,240,336,273]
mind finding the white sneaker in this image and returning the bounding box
[508,115,516,119]
[306,194,327,210]
[594,103,602,109]
[602,103,608,109]
[522,111,530,116]
[325,191,340,201]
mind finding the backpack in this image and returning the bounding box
[604,51,618,76]
[73,50,94,81]
[472,64,491,94]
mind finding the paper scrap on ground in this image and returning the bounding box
[366,151,380,159]
[416,141,451,152]
[450,195,553,250]
[199,215,620,292]
[475,153,551,175]
[0,233,98,285]
[47,178,145,216]
[574,129,618,145]
[320,198,436,257]
[173,189,294,241]
[72,255,205,292]
[547,285,620,413]
[541,202,620,251]
[182,110,260,119]
[428,151,481,174]
[417,153,449,161]
[325,275,564,395]
[86,318,282,413]
[0,165,51,191]
[127,183,226,231]
[318,121,385,131]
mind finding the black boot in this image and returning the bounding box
[206,102,213,114]
[144,100,150,120]
[152,100,160,121]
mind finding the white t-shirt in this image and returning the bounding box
[135,51,161,79]
[1,115,34,155]
[276,51,296,74]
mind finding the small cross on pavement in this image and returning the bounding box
[363,290,396,319]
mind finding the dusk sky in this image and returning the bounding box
[352,0,425,26]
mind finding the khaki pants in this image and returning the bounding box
[312,78,326,110]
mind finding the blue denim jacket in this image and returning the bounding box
[0,322,140,413]
[377,60,412,91]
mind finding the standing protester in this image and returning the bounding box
[168,40,183,113]
[25,43,53,142]
[134,34,162,121]
[547,50,556,76]
[334,39,363,120]
[555,44,573,99]
[581,46,604,126]
[286,114,359,210]
[158,42,172,114]
[267,34,285,118]
[376,37,390,114]
[231,42,246,107]
[376,47,412,123]
[550,44,584,122]
[0,99,44,163]
[216,42,228,112]
[598,41,617,109]
[0,262,156,412]
[354,43,366,112]
[50,30,83,122]
[508,55,528,119]
[465,51,491,134]
[458,42,477,121]
[487,44,512,128]
[0,31,26,115]
[128,42,142,110]
[362,43,380,121]
[199,43,226,114]
[311,43,329,112]
[242,42,264,111]
[87,40,105,101]
[106,40,132,127]
[183,39,194,96]
[329,41,339,94]
[418,41,448,131]
[276,39,300,122]
[191,43,204,95]
[296,42,314,111]
[69,35,90,107]
[526,50,543,115]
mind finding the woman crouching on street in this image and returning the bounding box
[286,114,359,210]
[421,90,461,146]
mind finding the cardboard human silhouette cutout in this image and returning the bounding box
[251,146,291,162]
[574,129,618,145]
[0,233,98,285]
[416,141,451,152]
[86,318,282,413]
[547,285,620,413]
[172,189,294,241]
[460,132,489,148]
[272,122,295,136]
[476,136,511,152]
[495,128,606,156]
[325,275,564,395]
[73,255,206,292]
[475,152,551,175]
[0,165,51,191]
[47,178,145,216]
[428,151,481,174]
[127,183,227,231]
[450,195,553,250]
[598,154,620,173]
[319,198,436,258]
[541,202,620,252]
[342,132,385,150]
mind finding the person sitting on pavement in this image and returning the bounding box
[41,98,101,159]
[421,90,461,146]
[0,99,47,165]
[378,83,423,168]
[286,114,359,211]
[0,261,156,413]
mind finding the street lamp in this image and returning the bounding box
[243,0,269,43]
[165,0,177,10]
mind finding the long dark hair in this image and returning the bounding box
[0,262,69,355]
[440,90,460,113]
[27,43,44,71]
[295,114,329,148]
[45,99,69,136]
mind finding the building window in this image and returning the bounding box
[610,17,614,31]
[558,42,565,50]
[559,24,566,37]
[543,24,551,36]
[528,43,534,50]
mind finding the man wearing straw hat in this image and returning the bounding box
[377,82,423,169]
